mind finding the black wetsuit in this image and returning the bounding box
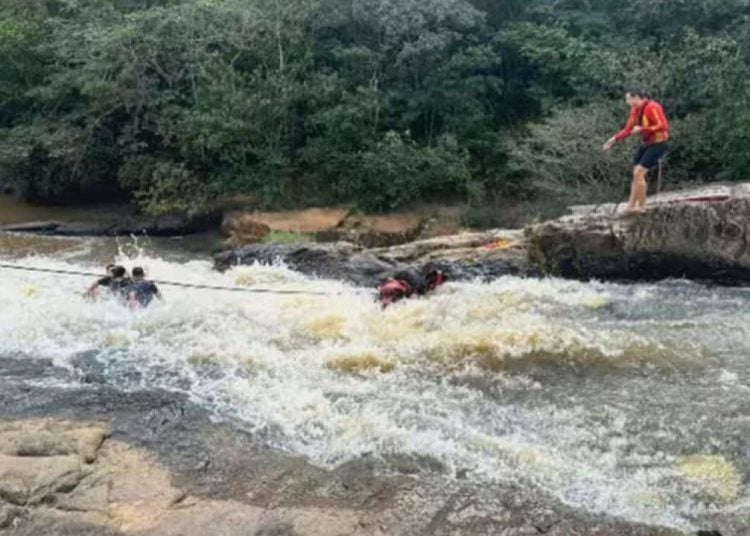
[391,269,428,296]
[98,276,132,294]
[123,280,160,307]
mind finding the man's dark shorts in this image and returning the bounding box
[633,142,669,170]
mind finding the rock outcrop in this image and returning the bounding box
[221,209,429,248]
[213,230,530,287]
[0,418,689,536]
[526,184,750,284]
[317,213,425,248]
[221,213,271,245]
[212,184,750,287]
[9,182,750,286]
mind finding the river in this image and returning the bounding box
[0,200,748,533]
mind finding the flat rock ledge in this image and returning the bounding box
[0,418,702,536]
[526,184,750,284]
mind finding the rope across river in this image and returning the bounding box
[0,262,337,296]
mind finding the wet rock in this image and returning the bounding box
[696,516,749,536]
[213,242,396,287]
[254,520,298,536]
[0,356,55,381]
[215,182,750,286]
[370,229,523,263]
[0,503,25,528]
[383,453,446,476]
[0,221,62,233]
[213,231,532,287]
[8,515,125,536]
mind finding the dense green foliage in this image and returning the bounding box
[0,0,748,215]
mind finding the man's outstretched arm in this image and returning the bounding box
[604,107,639,150]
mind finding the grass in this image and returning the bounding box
[262,231,312,244]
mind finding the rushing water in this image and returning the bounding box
[0,233,748,531]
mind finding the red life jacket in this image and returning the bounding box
[379,278,413,307]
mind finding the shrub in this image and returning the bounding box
[507,101,634,206]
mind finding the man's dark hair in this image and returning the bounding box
[421,262,440,277]
[132,267,145,278]
[626,88,651,99]
[112,266,127,278]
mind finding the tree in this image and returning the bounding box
[1,0,749,214]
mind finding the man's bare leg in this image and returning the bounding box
[634,165,649,210]
[627,165,648,212]
[626,170,637,211]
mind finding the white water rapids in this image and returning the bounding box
[0,236,748,531]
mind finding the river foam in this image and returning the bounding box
[0,243,748,530]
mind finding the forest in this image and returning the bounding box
[1,0,748,222]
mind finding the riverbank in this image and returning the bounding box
[8,183,750,287]
[0,195,220,238]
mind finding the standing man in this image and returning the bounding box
[603,89,670,212]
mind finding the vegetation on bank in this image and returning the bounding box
[0,0,748,220]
